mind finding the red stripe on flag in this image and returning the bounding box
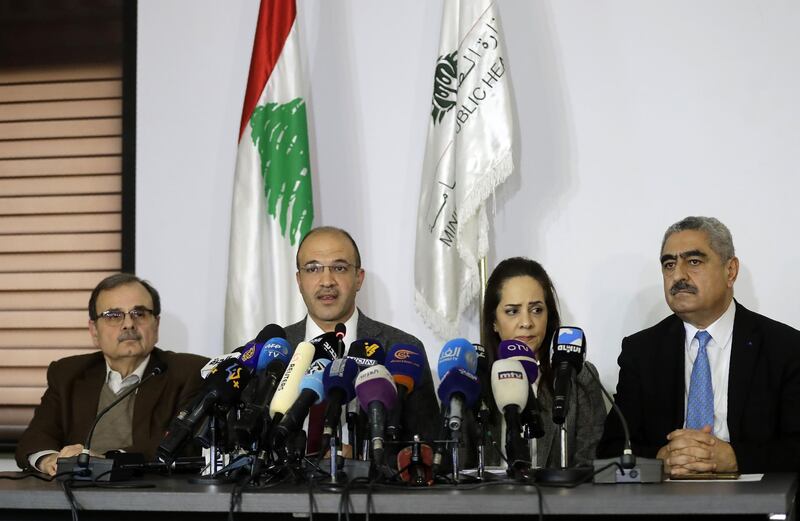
[239,0,297,140]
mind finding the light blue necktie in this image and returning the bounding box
[686,330,714,430]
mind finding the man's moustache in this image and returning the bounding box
[118,332,141,341]
[670,281,698,295]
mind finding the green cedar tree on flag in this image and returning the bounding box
[415,0,515,338]
[225,0,313,349]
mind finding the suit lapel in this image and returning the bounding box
[727,302,759,442]
[659,316,686,429]
[132,350,168,448]
[73,356,106,441]
[286,317,307,347]
[356,311,381,342]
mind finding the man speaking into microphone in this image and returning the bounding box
[283,226,439,453]
[15,273,208,475]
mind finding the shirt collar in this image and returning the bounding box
[682,299,736,350]
[105,355,150,392]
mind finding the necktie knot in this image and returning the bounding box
[695,330,712,350]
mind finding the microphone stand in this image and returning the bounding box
[534,419,593,484]
[524,425,538,469]
[190,414,229,485]
[475,404,490,480]
[587,365,662,483]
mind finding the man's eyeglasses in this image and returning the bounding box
[299,262,358,276]
[96,308,155,325]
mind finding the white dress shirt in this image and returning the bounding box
[682,300,735,441]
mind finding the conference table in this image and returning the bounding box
[0,471,796,520]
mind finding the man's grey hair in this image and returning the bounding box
[661,216,735,261]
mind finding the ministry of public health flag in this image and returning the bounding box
[225,0,313,349]
[415,0,514,338]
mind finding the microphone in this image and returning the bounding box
[436,339,479,434]
[355,365,398,463]
[343,338,384,456]
[197,324,285,378]
[321,357,360,437]
[200,352,241,379]
[73,361,168,475]
[437,338,478,378]
[550,327,586,425]
[233,323,287,351]
[588,358,663,483]
[436,367,480,432]
[497,340,544,439]
[347,338,385,369]
[268,338,334,453]
[385,343,425,440]
[236,339,268,373]
[491,359,531,475]
[270,358,331,454]
[231,337,292,446]
[474,343,493,411]
[310,332,339,361]
[157,358,250,465]
[334,322,346,358]
[269,342,316,423]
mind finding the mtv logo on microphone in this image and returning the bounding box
[498,370,524,380]
[557,327,584,347]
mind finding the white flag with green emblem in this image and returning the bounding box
[415,0,515,338]
[225,0,313,349]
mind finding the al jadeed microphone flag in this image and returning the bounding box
[225,0,314,350]
[415,0,515,338]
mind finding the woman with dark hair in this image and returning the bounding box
[480,257,606,468]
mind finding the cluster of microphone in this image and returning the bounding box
[155,323,428,482]
[152,322,591,482]
[434,327,588,478]
[69,320,649,485]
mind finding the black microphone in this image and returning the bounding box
[334,322,346,358]
[231,337,292,447]
[587,362,663,483]
[156,358,250,465]
[550,327,586,425]
[233,323,287,353]
[310,331,339,361]
[75,361,168,473]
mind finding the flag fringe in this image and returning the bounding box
[456,148,513,266]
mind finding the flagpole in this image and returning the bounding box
[479,256,488,346]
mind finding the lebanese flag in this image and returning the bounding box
[225,0,314,349]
